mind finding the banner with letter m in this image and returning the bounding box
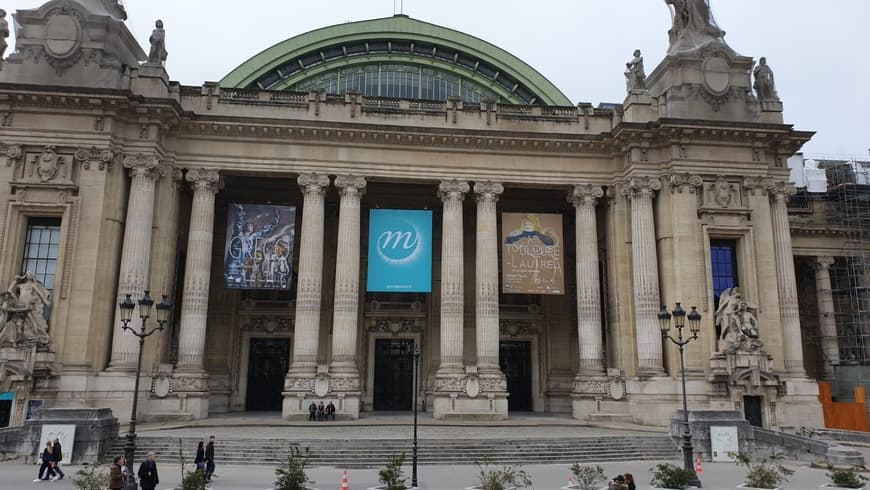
[367,209,432,292]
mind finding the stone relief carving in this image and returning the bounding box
[74,147,114,171]
[0,273,52,350]
[4,144,22,167]
[499,319,538,337]
[172,376,208,393]
[715,287,764,353]
[624,49,647,93]
[242,317,293,334]
[368,319,423,335]
[147,20,168,65]
[284,377,315,392]
[29,146,66,182]
[665,0,726,55]
[0,9,9,60]
[742,176,774,196]
[702,176,740,208]
[753,57,779,101]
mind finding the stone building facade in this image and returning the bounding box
[0,0,844,429]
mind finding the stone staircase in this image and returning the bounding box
[110,435,678,468]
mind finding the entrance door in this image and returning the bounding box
[744,395,763,427]
[246,339,290,411]
[373,338,414,411]
[0,399,11,428]
[500,340,532,411]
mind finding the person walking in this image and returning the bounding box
[624,472,636,490]
[608,474,628,490]
[51,437,65,480]
[137,451,160,490]
[204,435,216,482]
[108,455,125,490]
[194,441,205,471]
[34,441,56,481]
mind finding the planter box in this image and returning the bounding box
[367,486,421,490]
[736,485,783,490]
[466,486,518,490]
[560,485,608,490]
[821,484,866,490]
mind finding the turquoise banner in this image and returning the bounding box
[367,209,432,292]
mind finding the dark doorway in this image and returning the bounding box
[373,338,414,411]
[0,399,11,428]
[500,340,533,411]
[246,339,290,411]
[744,395,764,427]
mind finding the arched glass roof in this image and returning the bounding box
[221,15,572,106]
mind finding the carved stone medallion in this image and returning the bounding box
[702,56,731,96]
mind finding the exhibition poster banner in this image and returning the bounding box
[367,209,432,292]
[224,203,296,290]
[501,212,565,294]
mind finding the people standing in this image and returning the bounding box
[51,437,65,480]
[308,401,317,421]
[204,435,216,482]
[326,401,336,421]
[608,474,628,490]
[624,472,636,490]
[194,441,205,471]
[34,441,56,481]
[316,401,325,421]
[109,455,125,490]
[137,451,160,490]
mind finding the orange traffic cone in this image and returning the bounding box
[568,475,574,487]
[695,454,704,475]
[341,470,350,490]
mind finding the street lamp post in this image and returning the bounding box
[658,302,703,489]
[118,291,171,490]
[411,343,420,488]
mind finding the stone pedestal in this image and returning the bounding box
[669,410,751,461]
[16,408,118,464]
[623,91,655,123]
[131,64,171,98]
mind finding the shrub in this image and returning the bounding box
[71,465,108,490]
[475,459,532,490]
[181,469,207,490]
[274,446,312,490]
[570,463,605,490]
[731,451,794,489]
[650,463,692,489]
[827,466,869,488]
[379,453,409,490]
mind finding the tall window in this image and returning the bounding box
[710,239,739,309]
[21,218,61,319]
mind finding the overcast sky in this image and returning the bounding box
[4,0,868,157]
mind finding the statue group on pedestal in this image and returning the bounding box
[715,287,763,354]
[665,0,725,52]
[0,272,52,349]
[0,9,10,60]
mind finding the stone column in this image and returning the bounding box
[176,169,221,371]
[622,176,664,376]
[437,180,470,377]
[288,173,330,376]
[107,154,164,369]
[570,184,605,375]
[473,181,504,374]
[815,256,839,379]
[770,182,805,375]
[329,175,367,376]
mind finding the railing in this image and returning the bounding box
[269,91,308,105]
[408,100,446,112]
[363,97,401,110]
[220,88,260,101]
[497,104,532,117]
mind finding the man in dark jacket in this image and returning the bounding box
[204,435,216,482]
[51,437,65,480]
[137,452,159,490]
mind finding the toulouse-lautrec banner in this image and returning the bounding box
[367,209,433,292]
[224,203,296,290]
[501,212,565,295]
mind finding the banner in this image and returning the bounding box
[367,209,432,292]
[502,212,565,295]
[224,203,296,290]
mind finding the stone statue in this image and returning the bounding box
[147,19,168,65]
[753,57,779,101]
[0,9,10,60]
[625,49,647,93]
[5,272,52,349]
[715,287,762,353]
[0,291,19,346]
[665,0,726,54]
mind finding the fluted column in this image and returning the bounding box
[176,169,221,371]
[108,154,164,369]
[622,176,664,376]
[330,175,367,376]
[288,173,330,376]
[437,180,470,377]
[474,181,504,374]
[570,184,606,375]
[815,256,839,379]
[770,182,805,375]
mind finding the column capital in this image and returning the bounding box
[122,153,164,180]
[473,181,504,202]
[297,173,330,195]
[185,168,222,193]
[815,255,835,271]
[438,179,470,201]
[335,175,367,197]
[742,176,775,196]
[667,173,703,194]
[621,176,661,200]
[770,181,797,202]
[568,184,604,207]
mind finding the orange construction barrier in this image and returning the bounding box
[695,455,704,475]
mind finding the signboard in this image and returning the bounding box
[367,209,432,292]
[710,425,739,462]
[501,213,565,294]
[39,424,75,465]
[25,399,43,420]
[223,203,296,290]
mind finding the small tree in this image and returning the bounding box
[827,466,869,488]
[650,463,692,489]
[181,469,207,490]
[379,453,409,490]
[731,451,794,489]
[71,465,108,490]
[570,464,605,490]
[475,459,532,490]
[274,446,312,490]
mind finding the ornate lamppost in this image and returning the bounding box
[118,290,171,489]
[658,302,703,488]
[411,342,420,488]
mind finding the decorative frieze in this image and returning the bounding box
[368,319,423,335]
[498,319,539,337]
[241,317,293,334]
